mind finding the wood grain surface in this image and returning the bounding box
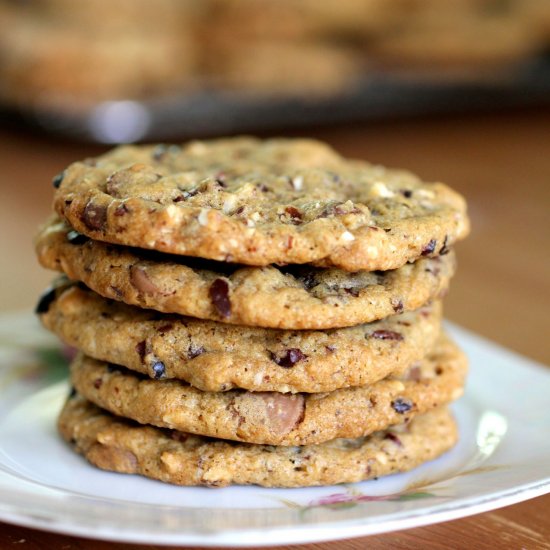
[0,108,548,549]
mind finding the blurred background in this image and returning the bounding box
[0,0,549,365]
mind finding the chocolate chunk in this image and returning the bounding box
[401,189,413,198]
[391,398,413,414]
[35,287,56,314]
[391,298,404,313]
[421,239,437,256]
[318,202,360,218]
[284,206,303,224]
[52,171,65,188]
[114,204,129,216]
[135,340,146,361]
[67,230,89,245]
[384,432,403,446]
[209,278,231,318]
[369,330,403,341]
[130,265,160,295]
[407,365,422,381]
[343,287,360,297]
[298,272,318,290]
[258,393,305,434]
[152,361,166,379]
[269,348,307,368]
[188,345,205,359]
[439,235,450,255]
[82,202,108,231]
[158,323,173,334]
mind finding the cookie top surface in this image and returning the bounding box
[70,333,466,446]
[52,137,469,270]
[59,396,457,487]
[36,218,455,329]
[39,282,442,393]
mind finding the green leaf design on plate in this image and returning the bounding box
[33,347,69,383]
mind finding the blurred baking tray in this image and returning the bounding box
[2,54,550,143]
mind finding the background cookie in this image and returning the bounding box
[59,396,458,487]
[40,283,442,393]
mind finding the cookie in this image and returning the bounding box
[0,9,196,110]
[59,395,457,487]
[36,218,455,329]
[39,283,442,393]
[52,137,469,271]
[69,333,465,446]
[202,39,362,97]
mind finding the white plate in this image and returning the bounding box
[0,313,548,547]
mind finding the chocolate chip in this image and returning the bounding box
[68,386,77,399]
[284,206,303,224]
[136,340,146,361]
[257,183,271,193]
[188,345,205,359]
[401,189,413,198]
[158,323,173,334]
[369,330,403,341]
[384,432,403,446]
[318,202,360,218]
[421,239,437,256]
[344,287,360,297]
[392,398,413,414]
[439,235,450,255]
[299,272,318,290]
[269,348,307,368]
[209,278,231,318]
[171,431,189,443]
[152,361,166,379]
[391,299,404,313]
[35,287,56,314]
[52,171,65,188]
[93,378,103,389]
[114,203,129,216]
[66,230,89,244]
[82,202,108,231]
[325,345,337,353]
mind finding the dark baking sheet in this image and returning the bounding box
[2,54,550,143]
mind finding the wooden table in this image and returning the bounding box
[0,108,548,549]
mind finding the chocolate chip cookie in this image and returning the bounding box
[40,283,442,393]
[52,137,469,271]
[36,218,455,329]
[59,395,457,487]
[69,333,465,446]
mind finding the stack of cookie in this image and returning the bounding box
[35,137,469,487]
